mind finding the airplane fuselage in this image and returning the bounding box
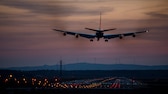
[96,31,104,41]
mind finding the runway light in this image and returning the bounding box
[9,74,13,78]
[44,79,47,82]
[38,81,41,85]
[43,83,46,86]
[23,78,26,81]
[32,78,37,82]
[5,79,8,82]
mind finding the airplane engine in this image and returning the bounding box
[75,34,79,38]
[63,32,67,36]
[132,33,136,37]
[119,34,124,39]
[105,39,108,42]
[90,39,93,42]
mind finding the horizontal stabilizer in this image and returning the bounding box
[85,28,116,32]
[85,28,99,32]
[102,28,117,32]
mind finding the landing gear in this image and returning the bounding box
[97,38,100,41]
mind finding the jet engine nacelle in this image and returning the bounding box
[119,34,124,39]
[75,34,79,38]
[63,32,67,36]
[105,39,108,42]
[132,33,136,37]
[90,39,93,42]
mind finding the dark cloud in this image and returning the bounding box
[0,17,49,26]
[0,0,73,27]
[0,0,112,16]
[146,12,168,18]
[41,0,110,3]
[0,12,38,26]
[0,0,76,16]
[70,7,112,16]
[145,7,168,19]
[106,18,168,30]
[0,0,112,27]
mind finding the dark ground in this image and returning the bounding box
[0,70,168,94]
[1,87,168,94]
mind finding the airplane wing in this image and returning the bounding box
[78,33,96,38]
[53,29,76,35]
[103,30,149,39]
[53,29,96,39]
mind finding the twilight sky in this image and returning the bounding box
[0,0,168,68]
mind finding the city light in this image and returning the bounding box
[0,74,146,89]
[9,74,13,78]
[23,78,26,81]
[5,79,8,83]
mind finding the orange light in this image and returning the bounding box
[44,79,47,81]
[9,74,13,78]
[23,78,26,81]
[38,81,41,85]
[5,79,8,82]
[48,84,51,87]
[32,78,37,82]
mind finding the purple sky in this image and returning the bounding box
[0,0,168,68]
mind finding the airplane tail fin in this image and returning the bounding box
[99,12,102,30]
[85,12,116,32]
[98,12,117,32]
[85,12,102,32]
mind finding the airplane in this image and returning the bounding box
[53,13,149,42]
